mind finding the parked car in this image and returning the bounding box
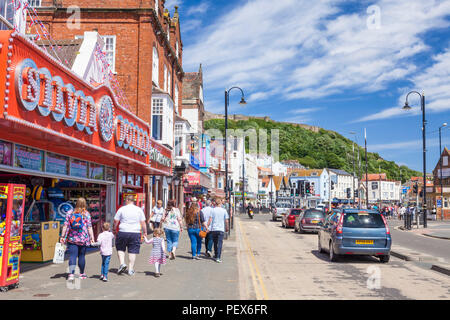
[295,209,326,233]
[317,209,391,263]
[282,208,302,228]
[272,202,291,221]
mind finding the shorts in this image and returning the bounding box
[115,232,141,254]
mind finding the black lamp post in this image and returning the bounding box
[439,123,447,220]
[225,87,246,229]
[402,91,427,227]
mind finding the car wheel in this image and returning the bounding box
[329,242,338,262]
[318,237,325,253]
[299,227,304,234]
[379,255,390,263]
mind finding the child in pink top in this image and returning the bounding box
[95,222,115,282]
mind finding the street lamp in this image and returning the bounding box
[402,91,427,227]
[225,87,246,232]
[439,122,447,220]
[349,131,357,208]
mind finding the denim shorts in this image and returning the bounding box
[115,232,141,254]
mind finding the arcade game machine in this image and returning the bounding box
[0,184,25,292]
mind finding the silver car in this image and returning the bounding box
[271,202,291,221]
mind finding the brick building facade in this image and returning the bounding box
[31,0,184,122]
[31,0,185,209]
[430,147,450,220]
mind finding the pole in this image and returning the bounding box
[358,143,361,209]
[422,94,427,227]
[352,143,356,206]
[379,165,381,210]
[365,128,369,209]
[328,173,332,211]
[242,139,245,214]
[224,90,230,234]
[440,127,444,220]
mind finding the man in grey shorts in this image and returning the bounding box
[113,195,147,276]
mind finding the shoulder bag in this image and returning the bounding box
[198,213,207,238]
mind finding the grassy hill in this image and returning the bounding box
[204,118,420,182]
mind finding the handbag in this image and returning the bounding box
[53,242,66,264]
[198,213,207,238]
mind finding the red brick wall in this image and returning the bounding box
[33,2,183,125]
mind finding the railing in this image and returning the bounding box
[0,15,14,30]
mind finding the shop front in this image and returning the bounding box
[0,30,172,265]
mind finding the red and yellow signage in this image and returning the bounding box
[0,31,171,175]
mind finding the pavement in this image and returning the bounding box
[2,226,240,299]
[388,219,450,277]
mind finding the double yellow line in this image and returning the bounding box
[238,220,269,300]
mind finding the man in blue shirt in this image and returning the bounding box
[201,200,214,257]
[208,198,229,263]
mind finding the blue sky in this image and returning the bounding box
[165,0,450,172]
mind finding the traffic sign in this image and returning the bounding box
[437,199,442,208]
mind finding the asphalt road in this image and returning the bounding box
[236,213,450,300]
[389,220,450,263]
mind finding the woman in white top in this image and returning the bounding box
[161,199,183,260]
[149,200,165,229]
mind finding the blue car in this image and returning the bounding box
[318,209,392,263]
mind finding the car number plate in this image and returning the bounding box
[355,240,374,245]
[311,220,319,224]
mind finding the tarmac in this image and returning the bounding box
[391,220,450,277]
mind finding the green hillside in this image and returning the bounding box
[204,118,420,183]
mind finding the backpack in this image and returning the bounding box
[69,212,85,231]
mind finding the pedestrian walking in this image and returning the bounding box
[149,200,165,230]
[94,222,115,282]
[59,197,95,281]
[144,228,167,277]
[161,199,183,260]
[185,202,207,260]
[201,200,214,257]
[208,198,229,263]
[113,195,147,276]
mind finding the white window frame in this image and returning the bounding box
[163,65,168,92]
[29,0,42,7]
[444,156,448,166]
[176,41,179,58]
[167,70,171,96]
[102,35,116,73]
[174,83,179,111]
[152,46,159,87]
[167,25,170,41]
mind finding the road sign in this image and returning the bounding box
[437,199,442,208]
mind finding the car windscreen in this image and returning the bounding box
[290,210,302,215]
[343,212,385,228]
[304,210,325,218]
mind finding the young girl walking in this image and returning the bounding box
[144,228,167,277]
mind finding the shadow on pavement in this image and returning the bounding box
[310,250,382,264]
[50,273,68,279]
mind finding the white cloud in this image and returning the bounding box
[187,1,210,16]
[164,0,182,10]
[368,137,440,152]
[356,47,450,122]
[183,0,450,115]
[288,107,322,115]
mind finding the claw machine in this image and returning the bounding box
[0,184,25,292]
